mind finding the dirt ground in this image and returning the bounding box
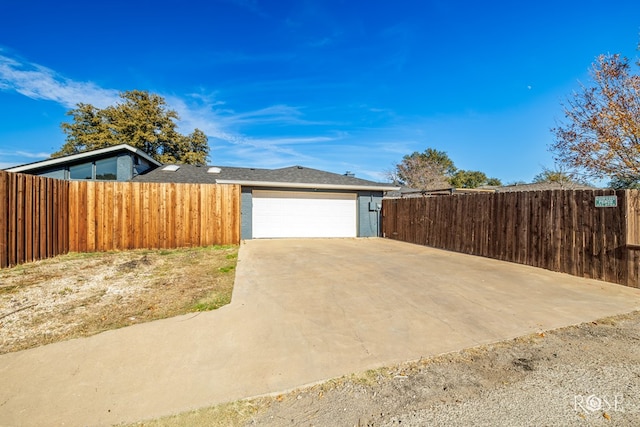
[131,310,640,427]
[0,245,238,354]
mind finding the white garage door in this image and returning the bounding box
[252,190,357,238]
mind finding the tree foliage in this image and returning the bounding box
[392,148,456,189]
[450,170,502,188]
[486,177,502,186]
[55,90,210,165]
[609,175,640,189]
[390,148,501,189]
[551,52,640,182]
[532,166,587,187]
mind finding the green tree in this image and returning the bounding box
[56,90,209,165]
[551,51,640,181]
[449,170,502,188]
[609,174,640,189]
[392,148,456,189]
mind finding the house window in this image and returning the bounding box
[69,162,93,180]
[68,158,118,180]
[133,156,151,175]
[95,158,118,180]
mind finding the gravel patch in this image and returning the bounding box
[241,311,640,427]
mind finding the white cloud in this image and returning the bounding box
[0,149,51,169]
[0,54,119,108]
[0,51,344,169]
[0,162,18,169]
[0,149,50,159]
[14,150,52,158]
[161,95,345,168]
[164,95,236,141]
[221,104,328,126]
[252,136,335,145]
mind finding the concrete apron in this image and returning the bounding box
[1,238,639,426]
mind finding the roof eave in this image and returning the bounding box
[215,180,400,192]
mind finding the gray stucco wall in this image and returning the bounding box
[239,188,383,239]
[240,188,253,240]
[116,155,133,181]
[358,192,383,237]
[39,168,66,179]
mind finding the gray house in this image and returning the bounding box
[4,144,398,240]
[4,144,161,181]
[134,163,398,239]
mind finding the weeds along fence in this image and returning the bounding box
[1,171,241,268]
[382,189,640,288]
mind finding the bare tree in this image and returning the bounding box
[391,148,456,189]
[551,51,640,183]
[532,165,588,188]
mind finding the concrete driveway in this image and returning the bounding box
[1,238,639,426]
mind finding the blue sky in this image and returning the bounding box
[1,0,639,183]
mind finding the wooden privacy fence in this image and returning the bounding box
[382,189,640,288]
[1,171,241,268]
[68,181,241,252]
[0,172,69,268]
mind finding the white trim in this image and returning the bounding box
[216,179,399,192]
[4,144,162,172]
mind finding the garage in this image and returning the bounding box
[132,162,397,240]
[252,190,357,238]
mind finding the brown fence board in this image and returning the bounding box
[24,175,34,263]
[383,189,638,288]
[8,174,16,266]
[626,190,640,246]
[0,173,7,266]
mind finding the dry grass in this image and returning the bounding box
[0,245,238,354]
[125,400,268,427]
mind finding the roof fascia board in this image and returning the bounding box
[5,144,162,172]
[215,180,400,192]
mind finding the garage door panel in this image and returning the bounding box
[253,190,357,238]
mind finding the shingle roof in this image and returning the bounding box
[384,181,598,198]
[133,164,398,191]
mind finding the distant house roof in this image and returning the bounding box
[385,186,497,198]
[495,182,596,192]
[4,144,162,173]
[385,181,597,198]
[133,164,399,192]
